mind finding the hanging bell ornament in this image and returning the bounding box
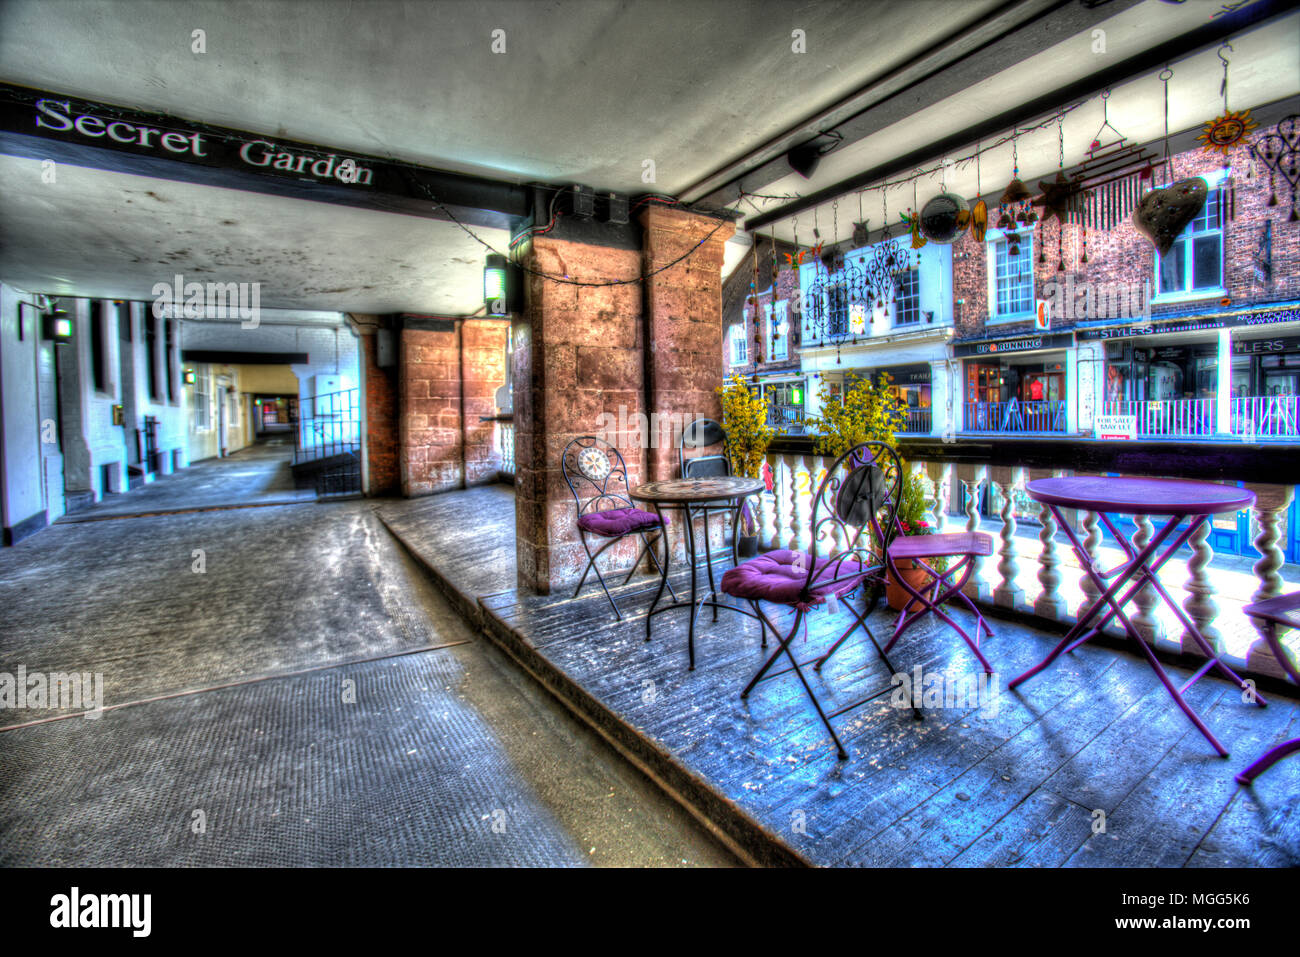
[1000,177,1032,205]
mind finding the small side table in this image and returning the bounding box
[1009,476,1263,757]
[630,477,765,670]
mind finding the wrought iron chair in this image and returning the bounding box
[562,436,674,620]
[1237,593,1300,785]
[720,441,914,760]
[678,418,734,620]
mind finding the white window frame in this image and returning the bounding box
[984,229,1036,323]
[1151,168,1228,304]
[769,301,789,361]
[194,369,211,431]
[893,267,921,327]
[729,324,747,367]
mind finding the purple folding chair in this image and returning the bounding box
[1237,593,1300,785]
[721,441,915,760]
[562,436,675,620]
[882,520,997,675]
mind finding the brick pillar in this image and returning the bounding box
[640,205,734,483]
[513,235,645,593]
[399,325,462,496]
[349,315,400,496]
[461,319,509,485]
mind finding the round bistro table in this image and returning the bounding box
[1009,475,1262,757]
[630,476,765,670]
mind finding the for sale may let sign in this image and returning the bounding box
[1094,415,1136,440]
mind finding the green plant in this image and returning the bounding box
[804,372,906,461]
[717,375,775,535]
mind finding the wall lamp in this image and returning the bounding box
[42,309,73,342]
[183,368,197,385]
[484,254,523,316]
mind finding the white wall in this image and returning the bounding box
[0,283,57,540]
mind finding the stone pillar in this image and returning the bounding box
[640,205,734,483]
[513,235,645,593]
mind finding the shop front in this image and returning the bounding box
[955,331,1075,434]
[1077,303,1300,439]
[756,373,808,430]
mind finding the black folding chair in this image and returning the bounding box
[720,441,917,760]
[562,436,675,620]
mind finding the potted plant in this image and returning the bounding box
[717,374,775,557]
[887,467,947,611]
[805,373,941,607]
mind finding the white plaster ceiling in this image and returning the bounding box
[0,0,1295,312]
[0,154,505,313]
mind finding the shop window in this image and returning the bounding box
[165,320,177,403]
[769,301,788,361]
[729,325,747,366]
[1157,188,1223,297]
[993,237,1034,317]
[894,268,920,325]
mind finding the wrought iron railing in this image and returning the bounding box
[1232,394,1299,439]
[292,387,361,495]
[1104,398,1217,438]
[900,408,931,434]
[964,399,1067,434]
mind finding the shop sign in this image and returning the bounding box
[953,331,1074,357]
[1077,307,1300,341]
[1094,415,1136,440]
[1233,336,1300,355]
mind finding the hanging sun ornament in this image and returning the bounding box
[1199,109,1258,157]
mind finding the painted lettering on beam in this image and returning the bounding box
[33,98,372,187]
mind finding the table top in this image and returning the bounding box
[630,476,765,504]
[1025,476,1256,516]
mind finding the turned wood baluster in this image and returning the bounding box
[927,462,952,534]
[1131,513,1167,645]
[1243,483,1296,676]
[1074,487,1103,619]
[771,453,792,551]
[1182,516,1221,650]
[956,464,991,601]
[1030,468,1066,621]
[990,466,1025,610]
[792,455,814,553]
[760,454,781,551]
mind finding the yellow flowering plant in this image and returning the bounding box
[717,374,775,535]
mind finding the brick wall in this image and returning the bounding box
[461,320,508,486]
[399,326,462,496]
[952,123,1300,336]
[359,331,399,495]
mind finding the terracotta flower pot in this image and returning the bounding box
[886,558,936,611]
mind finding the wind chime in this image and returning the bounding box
[748,240,762,370]
[997,136,1035,256]
[1253,115,1300,222]
[1066,88,1160,257]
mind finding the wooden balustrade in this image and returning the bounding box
[757,440,1298,686]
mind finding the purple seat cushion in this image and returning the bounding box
[889,531,993,560]
[720,549,870,611]
[577,507,666,537]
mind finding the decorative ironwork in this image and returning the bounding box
[1253,115,1299,221]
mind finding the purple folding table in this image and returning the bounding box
[1008,476,1264,757]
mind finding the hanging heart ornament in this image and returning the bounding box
[1132,177,1208,257]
